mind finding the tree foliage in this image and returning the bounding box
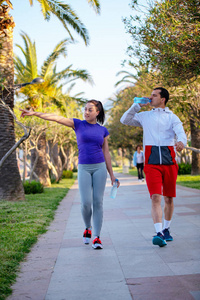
[119,0,200,174]
[14,33,89,183]
[124,0,200,85]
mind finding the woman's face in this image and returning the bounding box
[84,103,99,123]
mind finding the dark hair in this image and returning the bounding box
[136,145,142,151]
[154,87,169,105]
[87,99,105,124]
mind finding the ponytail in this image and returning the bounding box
[87,99,105,124]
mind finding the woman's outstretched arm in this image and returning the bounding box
[20,109,74,128]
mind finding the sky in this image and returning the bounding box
[11,0,134,104]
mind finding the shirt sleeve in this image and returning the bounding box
[73,118,81,131]
[120,103,143,127]
[172,115,187,146]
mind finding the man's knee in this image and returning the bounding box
[164,196,174,205]
[151,194,162,204]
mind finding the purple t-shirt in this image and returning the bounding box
[73,119,109,164]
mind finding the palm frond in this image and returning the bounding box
[115,70,137,87]
[41,39,69,78]
[38,0,51,20]
[18,32,38,79]
[87,0,101,14]
[65,82,76,94]
[46,0,89,45]
[0,0,13,8]
[13,55,26,78]
[62,69,94,85]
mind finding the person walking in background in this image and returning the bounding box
[120,87,187,247]
[133,145,144,181]
[20,99,120,250]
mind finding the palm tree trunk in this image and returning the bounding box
[0,4,25,201]
[190,118,200,175]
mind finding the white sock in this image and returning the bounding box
[154,223,162,233]
[163,219,171,230]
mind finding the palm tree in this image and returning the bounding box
[115,70,137,87]
[14,32,92,186]
[0,0,100,200]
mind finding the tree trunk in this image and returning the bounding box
[65,144,75,170]
[31,132,51,186]
[48,141,62,181]
[190,118,200,175]
[0,4,25,201]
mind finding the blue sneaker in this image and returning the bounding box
[163,228,173,241]
[152,232,167,247]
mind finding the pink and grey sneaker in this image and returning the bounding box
[92,236,103,249]
[83,228,92,244]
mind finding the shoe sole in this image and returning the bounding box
[152,236,167,247]
[165,237,173,242]
[83,237,91,244]
[92,243,103,249]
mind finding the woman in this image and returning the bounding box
[133,145,144,181]
[20,100,120,250]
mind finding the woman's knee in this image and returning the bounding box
[81,201,91,211]
[93,197,103,210]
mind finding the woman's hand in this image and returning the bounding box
[111,176,120,188]
[20,109,34,118]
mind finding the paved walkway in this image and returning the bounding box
[8,172,200,300]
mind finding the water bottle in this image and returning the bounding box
[110,179,119,199]
[134,97,151,104]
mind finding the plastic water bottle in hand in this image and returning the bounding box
[134,97,151,104]
[110,179,119,199]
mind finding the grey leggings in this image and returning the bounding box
[78,162,107,237]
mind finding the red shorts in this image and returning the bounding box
[144,164,178,197]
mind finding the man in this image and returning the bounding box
[120,87,187,247]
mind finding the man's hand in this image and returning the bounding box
[175,141,184,152]
[139,103,151,108]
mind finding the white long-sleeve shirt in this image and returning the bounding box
[120,103,187,165]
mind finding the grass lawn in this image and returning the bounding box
[0,177,75,300]
[176,175,200,189]
[113,167,200,190]
[0,169,199,300]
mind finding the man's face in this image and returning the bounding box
[150,89,165,108]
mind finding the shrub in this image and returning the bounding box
[62,170,73,179]
[178,163,192,175]
[23,180,44,194]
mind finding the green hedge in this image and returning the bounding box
[23,180,44,194]
[178,163,192,175]
[62,170,73,179]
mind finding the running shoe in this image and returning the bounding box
[152,232,167,247]
[83,228,92,244]
[92,236,103,249]
[162,228,173,241]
